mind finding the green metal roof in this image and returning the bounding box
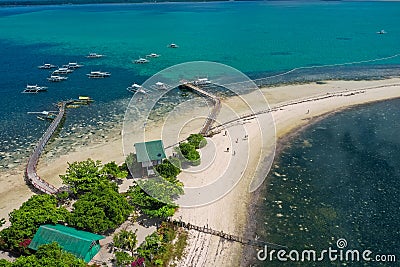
[134,140,166,162]
[29,224,105,262]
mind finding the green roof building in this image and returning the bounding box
[134,140,166,176]
[29,224,105,263]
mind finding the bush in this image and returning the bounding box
[154,159,181,182]
[187,134,207,149]
[177,142,200,162]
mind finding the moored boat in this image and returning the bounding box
[168,43,179,48]
[146,53,160,58]
[151,81,170,90]
[47,75,68,82]
[52,67,74,75]
[193,77,211,86]
[86,53,104,58]
[65,62,83,69]
[38,63,57,69]
[127,83,147,94]
[22,84,48,93]
[134,57,150,64]
[86,71,111,78]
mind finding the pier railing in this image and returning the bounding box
[25,101,72,194]
[180,82,221,136]
[166,218,286,249]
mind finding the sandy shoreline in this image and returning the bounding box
[1,78,400,265]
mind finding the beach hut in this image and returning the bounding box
[134,140,166,176]
[28,224,105,263]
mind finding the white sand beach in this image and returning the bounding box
[1,78,400,266]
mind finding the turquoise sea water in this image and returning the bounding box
[0,1,399,265]
[245,99,400,266]
[0,2,399,167]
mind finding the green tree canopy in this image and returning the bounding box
[127,184,177,218]
[113,229,138,256]
[59,159,104,195]
[187,134,207,149]
[177,142,200,162]
[0,195,68,254]
[0,242,87,267]
[137,232,164,260]
[60,159,126,196]
[101,161,128,180]
[154,159,181,183]
[67,186,133,233]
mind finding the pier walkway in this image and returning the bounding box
[25,100,72,194]
[180,82,221,135]
[166,218,286,249]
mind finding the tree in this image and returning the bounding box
[0,259,12,267]
[113,229,138,256]
[154,159,181,183]
[178,142,200,161]
[127,184,178,218]
[114,251,134,267]
[176,142,200,166]
[187,134,207,149]
[68,186,132,233]
[0,195,68,254]
[1,242,87,267]
[137,232,164,260]
[59,159,104,195]
[101,161,128,180]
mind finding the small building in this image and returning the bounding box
[28,224,105,263]
[134,140,166,176]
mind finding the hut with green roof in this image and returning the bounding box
[134,140,166,176]
[29,224,105,263]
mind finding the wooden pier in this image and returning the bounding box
[166,218,286,249]
[180,82,221,136]
[25,100,73,194]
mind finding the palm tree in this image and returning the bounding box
[113,229,138,256]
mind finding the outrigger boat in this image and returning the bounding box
[47,75,68,82]
[193,77,211,86]
[27,110,57,121]
[146,53,160,58]
[168,43,179,48]
[376,30,387,34]
[86,53,104,58]
[127,83,147,94]
[22,84,48,93]
[52,67,74,75]
[71,96,94,105]
[38,63,57,69]
[86,71,111,78]
[151,81,170,90]
[64,62,83,69]
[134,57,150,64]
[78,96,94,102]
